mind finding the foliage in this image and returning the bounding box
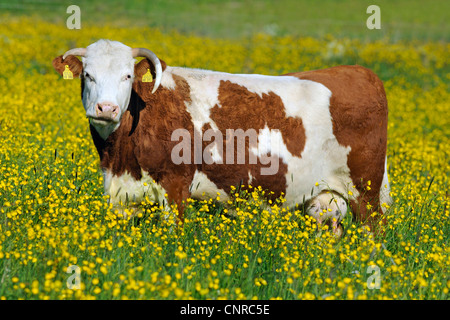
[0,17,449,300]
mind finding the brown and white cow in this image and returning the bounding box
[53,39,392,235]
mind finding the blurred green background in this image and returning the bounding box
[1,0,448,41]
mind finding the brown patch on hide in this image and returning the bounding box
[201,80,306,199]
[212,80,305,158]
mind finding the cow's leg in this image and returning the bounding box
[305,191,348,236]
[350,191,388,237]
[351,161,392,237]
[162,176,192,225]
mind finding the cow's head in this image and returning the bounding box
[52,39,162,139]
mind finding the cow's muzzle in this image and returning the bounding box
[90,102,119,125]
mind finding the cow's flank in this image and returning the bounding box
[53,39,392,235]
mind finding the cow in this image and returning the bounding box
[52,39,392,235]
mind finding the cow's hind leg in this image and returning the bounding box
[305,191,348,237]
[348,157,392,237]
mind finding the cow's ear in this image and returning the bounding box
[52,55,83,78]
[134,58,166,81]
[134,58,152,81]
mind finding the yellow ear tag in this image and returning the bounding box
[63,65,73,80]
[142,68,153,83]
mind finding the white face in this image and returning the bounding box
[81,40,136,139]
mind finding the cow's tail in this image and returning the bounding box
[379,156,393,213]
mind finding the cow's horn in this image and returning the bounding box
[132,48,162,94]
[62,48,87,60]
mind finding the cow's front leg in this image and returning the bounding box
[161,175,193,225]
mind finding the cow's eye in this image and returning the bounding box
[85,72,95,82]
[121,75,131,81]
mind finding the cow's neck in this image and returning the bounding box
[89,88,146,181]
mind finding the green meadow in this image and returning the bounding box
[0,1,448,300]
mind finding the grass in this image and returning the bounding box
[0,3,448,300]
[0,0,448,41]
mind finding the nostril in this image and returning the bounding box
[96,102,119,118]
